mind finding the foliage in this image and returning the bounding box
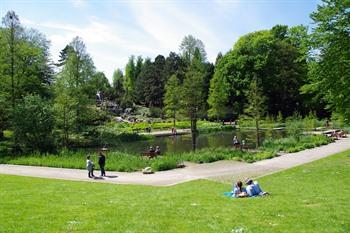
[208,25,308,118]
[179,34,207,63]
[12,95,54,152]
[307,0,350,122]
[163,74,180,126]
[285,113,303,141]
[111,68,125,103]
[244,75,266,147]
[180,68,205,149]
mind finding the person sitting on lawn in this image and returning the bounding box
[245,178,269,196]
[86,155,95,178]
[232,180,248,198]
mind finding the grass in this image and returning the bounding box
[1,150,349,232]
[0,135,332,172]
[0,148,266,172]
[263,134,332,153]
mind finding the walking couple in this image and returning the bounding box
[86,150,107,178]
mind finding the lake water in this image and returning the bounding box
[101,129,285,154]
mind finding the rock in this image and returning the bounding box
[142,167,154,174]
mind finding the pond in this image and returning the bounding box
[99,129,285,154]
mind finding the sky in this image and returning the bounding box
[1,0,321,81]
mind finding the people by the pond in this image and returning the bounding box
[171,127,177,135]
[233,136,240,149]
[155,146,161,155]
[98,151,106,177]
[245,178,269,197]
[149,146,155,153]
[232,181,248,198]
[86,155,95,178]
[240,140,246,150]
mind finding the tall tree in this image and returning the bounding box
[302,0,350,122]
[179,35,207,64]
[1,11,20,109]
[54,37,95,133]
[181,69,205,150]
[124,55,136,103]
[244,74,266,148]
[112,68,125,103]
[164,74,180,126]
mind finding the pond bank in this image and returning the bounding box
[1,136,349,186]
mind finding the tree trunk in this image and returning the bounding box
[255,117,260,148]
[173,110,176,127]
[191,118,197,151]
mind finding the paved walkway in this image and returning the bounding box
[1,137,349,186]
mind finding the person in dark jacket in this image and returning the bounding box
[98,151,106,177]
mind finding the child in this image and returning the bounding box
[86,155,95,178]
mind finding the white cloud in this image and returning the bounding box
[20,1,247,81]
[70,0,86,8]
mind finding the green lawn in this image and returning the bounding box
[1,150,349,233]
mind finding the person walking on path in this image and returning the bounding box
[86,155,95,178]
[98,151,106,177]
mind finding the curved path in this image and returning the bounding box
[1,137,350,186]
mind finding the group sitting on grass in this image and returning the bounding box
[232,178,269,198]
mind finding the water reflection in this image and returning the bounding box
[102,130,285,154]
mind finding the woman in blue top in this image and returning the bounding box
[233,181,248,198]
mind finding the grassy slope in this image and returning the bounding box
[1,150,349,233]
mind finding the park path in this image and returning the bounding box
[0,137,349,186]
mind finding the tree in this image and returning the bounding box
[180,69,205,150]
[208,26,308,118]
[1,11,20,109]
[124,55,136,103]
[302,0,350,122]
[164,74,180,126]
[207,66,230,120]
[56,45,73,67]
[112,68,125,103]
[12,95,54,152]
[135,55,166,108]
[53,78,77,147]
[54,37,95,133]
[179,35,207,64]
[244,74,266,148]
[86,71,111,99]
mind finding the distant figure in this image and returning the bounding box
[86,155,94,178]
[98,151,106,177]
[155,146,161,155]
[171,127,177,135]
[325,119,330,128]
[149,146,155,153]
[240,140,246,150]
[233,136,240,149]
[245,178,269,197]
[232,180,248,198]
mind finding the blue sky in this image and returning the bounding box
[1,0,320,81]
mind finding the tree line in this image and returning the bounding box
[0,0,348,152]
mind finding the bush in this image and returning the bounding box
[12,95,55,153]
